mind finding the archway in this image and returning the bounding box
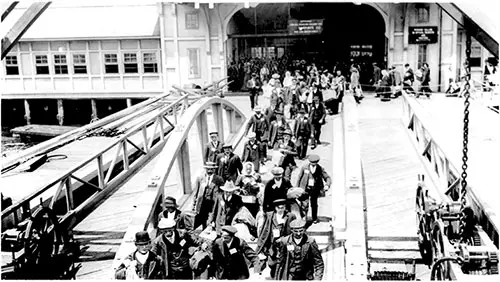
[225,2,387,89]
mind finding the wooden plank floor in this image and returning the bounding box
[11,124,79,137]
[357,96,430,279]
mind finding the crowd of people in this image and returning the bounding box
[115,90,332,279]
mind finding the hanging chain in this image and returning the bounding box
[460,34,472,208]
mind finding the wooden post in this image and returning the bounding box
[126,98,132,108]
[197,110,209,150]
[225,108,236,134]
[211,103,224,142]
[57,99,64,125]
[91,99,98,122]
[23,99,31,125]
[176,140,192,194]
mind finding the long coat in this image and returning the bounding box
[296,164,332,196]
[150,230,200,278]
[293,117,312,140]
[216,153,243,183]
[246,114,269,141]
[269,118,291,148]
[193,173,224,213]
[208,194,243,233]
[274,235,324,280]
[115,251,165,280]
[211,236,258,280]
[242,140,263,172]
[204,141,224,163]
[256,211,296,255]
[263,178,293,212]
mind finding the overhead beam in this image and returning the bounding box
[438,3,498,58]
[1,2,51,60]
[1,1,19,22]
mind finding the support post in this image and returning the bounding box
[23,99,31,125]
[91,99,98,122]
[225,108,236,134]
[211,103,224,142]
[57,99,64,125]
[197,110,209,150]
[176,140,192,194]
[126,98,132,108]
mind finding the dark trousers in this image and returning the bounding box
[311,122,322,146]
[168,267,193,280]
[249,89,258,109]
[308,191,319,221]
[195,201,213,230]
[296,136,309,159]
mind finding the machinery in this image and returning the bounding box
[1,204,80,279]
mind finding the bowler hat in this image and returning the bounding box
[221,225,238,235]
[273,198,287,206]
[308,154,320,163]
[158,218,176,229]
[163,196,178,208]
[290,219,306,229]
[220,181,239,192]
[283,129,292,136]
[135,231,151,245]
[271,167,284,176]
[204,161,218,169]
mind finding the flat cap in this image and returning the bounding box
[209,131,219,136]
[308,154,320,163]
[283,129,292,136]
[273,198,287,206]
[298,108,306,114]
[158,218,176,229]
[290,219,306,229]
[222,144,233,149]
[247,131,256,139]
[254,106,262,112]
[204,161,218,169]
[221,225,238,235]
[271,167,284,176]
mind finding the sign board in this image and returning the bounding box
[350,44,373,58]
[288,19,324,35]
[409,26,438,44]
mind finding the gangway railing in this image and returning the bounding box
[401,92,498,248]
[112,96,250,272]
[1,93,194,233]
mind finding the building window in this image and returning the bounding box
[123,53,138,73]
[277,47,285,58]
[143,53,158,73]
[104,54,119,73]
[263,47,275,58]
[469,45,482,67]
[187,48,200,78]
[418,45,428,69]
[73,54,87,74]
[416,4,429,23]
[251,47,262,58]
[35,55,49,74]
[54,54,68,74]
[186,12,199,29]
[5,55,19,75]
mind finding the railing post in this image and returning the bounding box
[159,116,165,141]
[97,155,105,189]
[122,140,129,171]
[212,103,225,142]
[197,110,209,151]
[65,177,74,211]
[176,140,192,194]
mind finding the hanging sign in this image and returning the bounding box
[409,26,438,44]
[288,19,324,35]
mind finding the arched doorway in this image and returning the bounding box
[225,2,386,89]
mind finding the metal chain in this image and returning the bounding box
[460,34,472,208]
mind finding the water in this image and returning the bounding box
[1,127,40,159]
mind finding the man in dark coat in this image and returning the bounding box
[372,62,382,91]
[293,109,312,159]
[269,110,291,149]
[256,199,297,278]
[245,106,269,143]
[216,144,243,183]
[417,62,432,97]
[207,181,244,234]
[403,63,416,95]
[296,154,331,223]
[263,167,293,212]
[274,219,324,280]
[115,231,165,279]
[275,129,297,181]
[204,131,224,163]
[247,73,261,110]
[309,96,326,149]
[211,225,259,279]
[151,218,204,279]
[193,162,224,229]
[242,131,263,172]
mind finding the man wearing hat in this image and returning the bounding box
[309,95,326,149]
[296,154,332,223]
[212,225,260,279]
[269,110,290,149]
[193,162,224,229]
[284,77,299,119]
[204,131,224,163]
[274,219,324,280]
[247,73,261,110]
[207,181,243,234]
[216,144,242,183]
[245,106,269,144]
[115,231,165,279]
[263,167,293,212]
[256,199,297,278]
[151,218,204,279]
[242,131,264,172]
[158,196,186,229]
[293,108,312,159]
[276,129,297,181]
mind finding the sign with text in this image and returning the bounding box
[288,19,324,35]
[409,26,438,44]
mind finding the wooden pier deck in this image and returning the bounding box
[11,124,79,138]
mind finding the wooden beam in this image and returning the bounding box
[1,1,19,22]
[1,2,51,59]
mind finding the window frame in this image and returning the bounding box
[187,48,201,79]
[34,54,50,75]
[417,44,428,69]
[53,54,69,75]
[123,52,139,74]
[5,55,19,75]
[416,5,430,23]
[185,12,199,30]
[72,54,87,74]
[142,52,158,73]
[104,53,119,74]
